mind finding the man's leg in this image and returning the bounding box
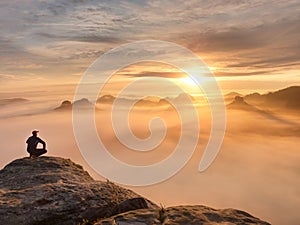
[31,148,47,157]
[35,148,47,157]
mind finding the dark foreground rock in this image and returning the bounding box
[95,205,271,225]
[0,157,270,225]
[0,157,156,225]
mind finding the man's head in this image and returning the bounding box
[32,130,39,136]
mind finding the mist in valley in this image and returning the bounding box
[0,92,299,225]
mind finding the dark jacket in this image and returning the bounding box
[26,136,46,152]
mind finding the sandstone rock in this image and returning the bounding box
[95,205,271,225]
[0,157,156,225]
[111,197,149,216]
[0,156,271,225]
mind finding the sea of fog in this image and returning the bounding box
[0,96,299,225]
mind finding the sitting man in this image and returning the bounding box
[26,130,47,158]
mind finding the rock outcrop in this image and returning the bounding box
[227,96,253,110]
[0,98,28,107]
[244,86,300,109]
[0,157,270,225]
[96,205,271,225]
[55,98,94,111]
[0,157,156,225]
[55,100,72,110]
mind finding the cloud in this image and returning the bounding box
[214,70,280,77]
[177,16,300,76]
[35,32,122,44]
[0,0,300,87]
[118,71,186,79]
[0,39,16,55]
[0,73,16,81]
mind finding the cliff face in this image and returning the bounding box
[0,157,270,225]
[0,157,156,225]
[244,86,300,109]
[96,206,271,225]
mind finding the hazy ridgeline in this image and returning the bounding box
[0,90,299,225]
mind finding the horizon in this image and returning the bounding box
[1,83,298,101]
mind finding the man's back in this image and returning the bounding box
[26,130,47,158]
[26,136,44,151]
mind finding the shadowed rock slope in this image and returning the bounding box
[0,157,270,225]
[0,157,156,225]
[95,205,271,225]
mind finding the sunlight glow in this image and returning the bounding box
[178,77,198,87]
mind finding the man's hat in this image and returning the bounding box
[32,130,39,135]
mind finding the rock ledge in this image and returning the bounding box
[0,157,270,225]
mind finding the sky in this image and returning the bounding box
[0,0,300,95]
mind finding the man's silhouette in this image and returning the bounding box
[26,130,47,158]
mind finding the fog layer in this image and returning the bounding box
[0,98,299,225]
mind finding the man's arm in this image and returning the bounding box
[38,138,46,149]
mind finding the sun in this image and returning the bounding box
[178,77,198,87]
